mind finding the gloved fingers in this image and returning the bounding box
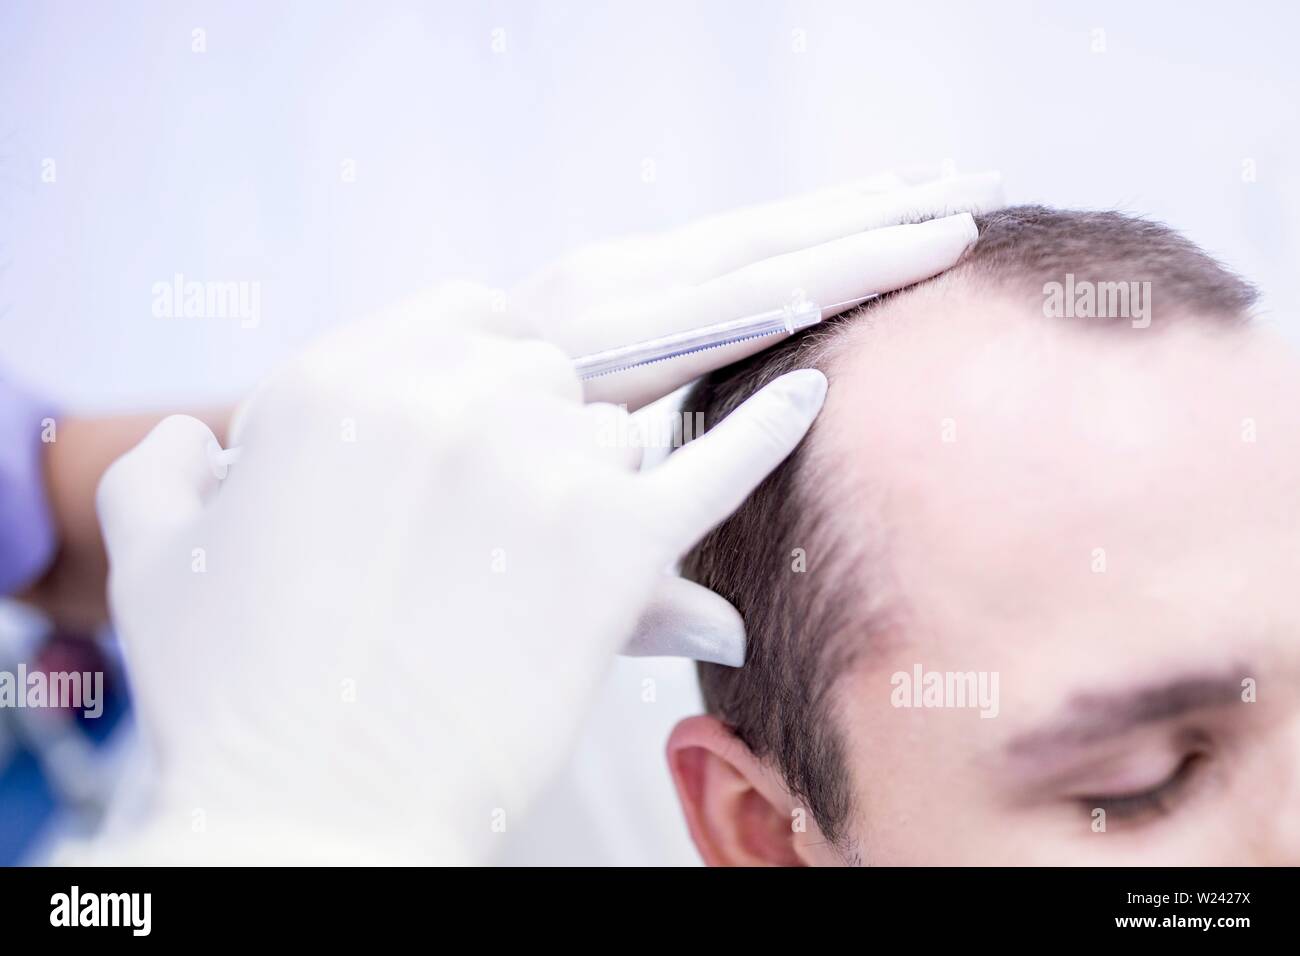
[637,368,828,558]
[578,401,645,472]
[97,415,223,568]
[645,170,1002,287]
[580,213,977,410]
[521,170,1002,328]
[620,576,746,667]
[516,187,871,321]
[623,392,692,470]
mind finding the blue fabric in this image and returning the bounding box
[0,640,129,864]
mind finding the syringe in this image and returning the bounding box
[571,296,871,380]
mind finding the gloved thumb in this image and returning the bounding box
[640,368,828,557]
[621,576,746,667]
[97,415,224,567]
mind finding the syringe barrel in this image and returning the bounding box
[571,301,822,381]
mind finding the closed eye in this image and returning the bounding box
[1078,751,1207,823]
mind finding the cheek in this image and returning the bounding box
[833,670,1011,863]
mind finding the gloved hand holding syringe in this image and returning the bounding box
[547,177,993,665]
[564,208,980,401]
[533,175,995,409]
[77,170,1000,865]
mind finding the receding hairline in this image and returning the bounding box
[677,204,1259,852]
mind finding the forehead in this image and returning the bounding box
[814,289,1300,667]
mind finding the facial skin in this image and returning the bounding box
[668,279,1300,865]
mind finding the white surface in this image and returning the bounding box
[3,1,1298,865]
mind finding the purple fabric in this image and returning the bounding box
[0,375,57,595]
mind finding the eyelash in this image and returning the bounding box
[1079,752,1207,823]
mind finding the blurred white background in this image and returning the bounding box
[2,0,1297,864]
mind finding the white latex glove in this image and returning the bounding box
[520,168,1003,409]
[84,286,827,865]
[523,169,1002,665]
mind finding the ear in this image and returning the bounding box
[667,715,835,866]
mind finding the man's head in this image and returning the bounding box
[667,206,1300,865]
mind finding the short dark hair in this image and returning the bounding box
[678,206,1258,850]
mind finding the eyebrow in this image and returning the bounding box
[1005,668,1250,759]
